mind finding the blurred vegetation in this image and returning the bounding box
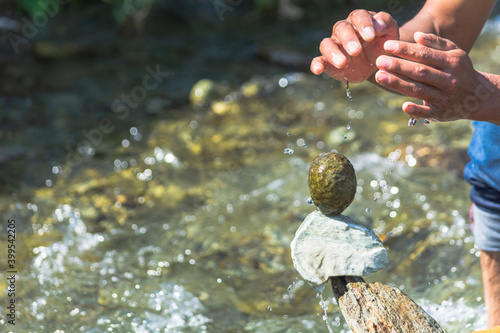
[15,0,419,22]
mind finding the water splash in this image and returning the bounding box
[317,292,334,333]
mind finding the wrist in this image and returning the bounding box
[470,72,500,125]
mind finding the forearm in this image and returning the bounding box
[399,11,439,43]
[399,0,496,52]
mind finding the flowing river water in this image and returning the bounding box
[2,8,500,333]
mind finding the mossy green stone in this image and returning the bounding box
[308,152,356,215]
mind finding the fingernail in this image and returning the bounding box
[376,71,389,84]
[416,31,430,41]
[373,19,386,32]
[384,40,398,52]
[346,41,360,54]
[362,27,375,40]
[402,101,413,112]
[376,56,392,69]
[332,53,345,67]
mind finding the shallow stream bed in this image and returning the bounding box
[2,9,500,333]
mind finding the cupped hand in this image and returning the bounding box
[375,32,497,122]
[311,10,399,83]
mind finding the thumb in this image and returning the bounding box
[414,32,457,51]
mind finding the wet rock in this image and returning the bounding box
[290,210,387,291]
[189,79,229,106]
[308,152,356,215]
[34,41,80,59]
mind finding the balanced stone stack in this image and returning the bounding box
[291,152,446,333]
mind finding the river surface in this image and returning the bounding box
[2,6,500,333]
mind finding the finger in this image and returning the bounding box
[376,55,452,90]
[333,20,362,56]
[383,40,449,68]
[372,11,399,39]
[348,9,376,41]
[374,70,442,101]
[319,37,347,68]
[402,101,436,120]
[414,32,457,51]
[310,56,345,80]
[310,56,325,75]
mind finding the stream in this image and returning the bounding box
[2,4,500,332]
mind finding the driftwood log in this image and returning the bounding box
[330,276,447,333]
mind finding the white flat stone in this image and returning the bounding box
[291,210,387,292]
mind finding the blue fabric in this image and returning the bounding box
[471,203,500,251]
[463,121,500,213]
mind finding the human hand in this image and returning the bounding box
[375,32,497,122]
[310,10,399,83]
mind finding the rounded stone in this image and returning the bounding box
[290,210,387,291]
[308,152,356,215]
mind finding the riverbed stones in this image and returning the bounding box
[290,210,387,291]
[308,152,356,215]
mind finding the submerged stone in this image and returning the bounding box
[308,152,356,215]
[290,210,387,291]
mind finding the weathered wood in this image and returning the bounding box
[330,276,447,333]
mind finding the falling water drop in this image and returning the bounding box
[318,293,334,333]
[346,125,351,130]
[344,77,353,102]
[365,208,371,213]
[306,198,314,205]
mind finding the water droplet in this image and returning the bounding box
[344,135,347,140]
[318,293,334,333]
[267,306,273,311]
[346,125,351,130]
[344,77,353,102]
[307,198,314,205]
[365,208,371,213]
[303,144,307,148]
[286,132,290,136]
[284,148,294,155]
